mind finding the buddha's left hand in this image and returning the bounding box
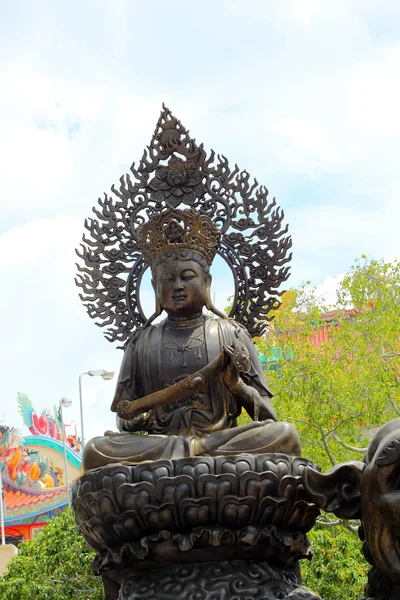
[222,356,240,392]
[223,343,277,422]
[222,345,242,393]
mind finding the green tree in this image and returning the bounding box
[0,509,103,600]
[242,256,399,596]
[236,255,398,595]
[254,256,400,473]
[302,527,368,600]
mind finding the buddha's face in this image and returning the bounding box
[153,259,210,318]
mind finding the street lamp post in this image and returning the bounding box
[59,397,72,507]
[0,469,5,545]
[79,369,114,449]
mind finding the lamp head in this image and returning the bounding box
[60,397,72,408]
[101,371,114,381]
[87,369,114,380]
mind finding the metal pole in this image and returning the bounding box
[60,403,71,507]
[79,373,87,449]
[0,469,5,545]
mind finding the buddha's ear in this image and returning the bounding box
[205,276,212,310]
[205,276,227,319]
[303,461,365,519]
[151,279,162,316]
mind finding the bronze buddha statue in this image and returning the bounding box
[73,106,321,600]
[82,208,301,471]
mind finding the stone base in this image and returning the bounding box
[117,560,321,600]
[72,454,321,599]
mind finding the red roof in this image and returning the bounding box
[4,481,67,522]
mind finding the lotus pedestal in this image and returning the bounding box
[72,454,321,599]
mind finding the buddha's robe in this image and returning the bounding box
[83,316,300,470]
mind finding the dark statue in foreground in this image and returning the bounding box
[83,206,301,470]
[304,418,400,600]
[72,105,400,599]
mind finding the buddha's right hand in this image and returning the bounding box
[116,412,154,432]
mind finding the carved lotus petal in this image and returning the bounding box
[179,497,217,527]
[106,512,145,542]
[284,500,320,532]
[256,497,291,527]
[182,191,197,206]
[141,502,179,532]
[97,465,132,493]
[277,476,302,505]
[139,460,175,482]
[115,481,155,512]
[87,517,120,547]
[174,456,215,478]
[156,475,196,503]
[81,490,118,520]
[256,454,290,475]
[218,495,257,528]
[73,498,91,524]
[74,471,97,497]
[155,180,171,191]
[216,455,256,475]
[78,516,104,546]
[150,190,168,203]
[239,470,279,500]
[196,473,238,501]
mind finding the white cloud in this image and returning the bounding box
[346,45,400,137]
[0,216,81,267]
[314,273,346,308]
[289,0,319,24]
[0,216,121,440]
[272,117,339,177]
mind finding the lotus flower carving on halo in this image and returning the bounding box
[147,157,205,207]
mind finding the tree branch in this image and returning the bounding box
[388,393,400,416]
[324,410,367,436]
[318,425,336,466]
[283,416,320,430]
[332,435,368,453]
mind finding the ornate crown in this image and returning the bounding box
[139,208,221,267]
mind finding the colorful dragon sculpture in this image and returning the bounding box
[0,393,81,489]
[17,392,81,453]
[0,425,52,488]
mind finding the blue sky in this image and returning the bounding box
[1,0,399,441]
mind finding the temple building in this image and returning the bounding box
[1,394,82,543]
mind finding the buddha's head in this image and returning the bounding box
[151,250,211,318]
[139,207,221,320]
